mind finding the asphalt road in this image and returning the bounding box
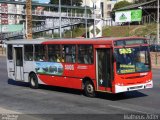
[0,56,160,120]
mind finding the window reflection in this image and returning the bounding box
[114,46,150,74]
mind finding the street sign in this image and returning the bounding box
[115,9,142,23]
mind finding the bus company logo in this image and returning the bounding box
[120,13,127,21]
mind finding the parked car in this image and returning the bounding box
[150,44,160,52]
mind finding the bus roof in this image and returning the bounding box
[5,37,146,45]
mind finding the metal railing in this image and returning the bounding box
[2,21,84,39]
[0,9,102,19]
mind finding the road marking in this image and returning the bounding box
[0,108,44,120]
[108,105,149,114]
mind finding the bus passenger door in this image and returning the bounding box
[14,46,24,81]
[96,49,112,92]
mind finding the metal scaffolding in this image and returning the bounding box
[26,0,32,39]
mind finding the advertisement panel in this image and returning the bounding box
[115,9,142,23]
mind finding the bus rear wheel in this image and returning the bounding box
[84,81,95,97]
[29,73,38,89]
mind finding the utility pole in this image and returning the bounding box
[71,0,73,38]
[59,0,62,38]
[91,0,97,38]
[26,0,32,39]
[93,2,96,38]
[157,0,159,44]
[85,0,88,38]
[0,5,2,41]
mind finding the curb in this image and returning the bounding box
[152,66,160,69]
[0,107,43,120]
[0,107,19,114]
[0,54,6,56]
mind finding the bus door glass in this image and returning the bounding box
[96,49,112,91]
[13,46,24,81]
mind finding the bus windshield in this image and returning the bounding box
[114,46,150,74]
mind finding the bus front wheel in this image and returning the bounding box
[84,81,95,97]
[29,73,38,89]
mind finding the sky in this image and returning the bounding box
[38,0,50,3]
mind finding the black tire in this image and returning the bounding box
[84,81,96,97]
[29,73,38,89]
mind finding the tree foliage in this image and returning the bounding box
[111,1,133,21]
[50,0,82,6]
[112,0,133,11]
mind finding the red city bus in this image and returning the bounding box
[6,37,153,97]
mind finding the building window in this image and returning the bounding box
[100,2,104,18]
[107,4,112,10]
[107,11,111,17]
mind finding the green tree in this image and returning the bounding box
[112,0,133,11]
[50,0,82,6]
[111,1,133,21]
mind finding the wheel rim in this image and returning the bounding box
[87,84,94,94]
[31,77,35,87]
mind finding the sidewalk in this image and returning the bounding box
[0,107,19,114]
[0,107,42,120]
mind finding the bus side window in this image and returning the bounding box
[78,45,93,64]
[7,44,13,60]
[34,45,46,61]
[24,45,33,61]
[48,44,61,62]
[62,45,76,63]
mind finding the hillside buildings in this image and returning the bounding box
[82,0,135,19]
[0,0,24,33]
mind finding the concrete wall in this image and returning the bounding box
[150,52,160,69]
